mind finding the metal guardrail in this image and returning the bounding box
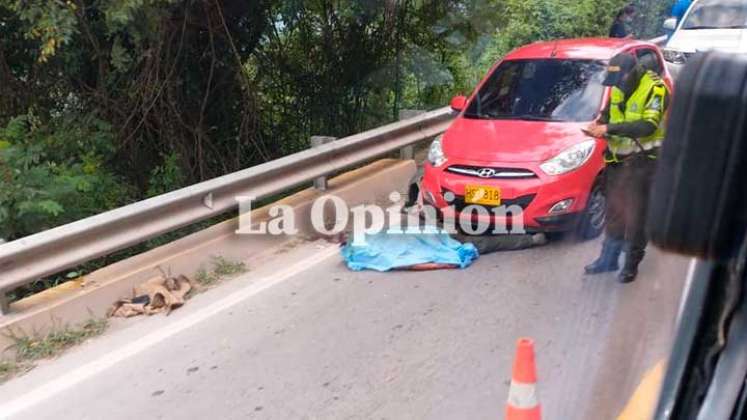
[0,107,454,311]
[0,35,669,313]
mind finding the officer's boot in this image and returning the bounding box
[619,248,645,283]
[584,237,623,274]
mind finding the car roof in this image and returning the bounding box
[504,38,657,61]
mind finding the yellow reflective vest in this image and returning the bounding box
[607,71,668,161]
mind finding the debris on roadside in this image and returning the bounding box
[340,232,478,272]
[108,273,193,318]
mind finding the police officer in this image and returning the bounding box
[584,52,669,283]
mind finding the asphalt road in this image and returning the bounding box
[0,235,690,420]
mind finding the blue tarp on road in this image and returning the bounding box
[340,232,479,272]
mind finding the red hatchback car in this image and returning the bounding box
[420,38,674,238]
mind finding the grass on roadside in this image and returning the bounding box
[1,318,109,384]
[194,256,248,287]
[0,360,26,383]
[12,318,109,361]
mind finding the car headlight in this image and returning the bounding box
[663,49,687,64]
[539,140,596,176]
[427,135,448,167]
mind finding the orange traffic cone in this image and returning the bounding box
[506,338,541,420]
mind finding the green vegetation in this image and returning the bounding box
[11,318,109,361]
[0,360,28,383]
[194,256,248,287]
[1,318,109,383]
[0,0,670,299]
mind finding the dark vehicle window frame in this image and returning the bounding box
[464,58,607,123]
[682,0,747,29]
[636,48,665,75]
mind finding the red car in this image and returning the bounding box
[420,38,674,238]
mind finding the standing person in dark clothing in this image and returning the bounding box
[609,5,637,38]
[583,53,670,283]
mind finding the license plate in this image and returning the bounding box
[464,185,501,206]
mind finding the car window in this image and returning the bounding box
[464,59,606,123]
[682,0,747,29]
[636,49,664,75]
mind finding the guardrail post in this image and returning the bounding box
[398,110,426,160]
[310,136,337,191]
[0,292,9,315]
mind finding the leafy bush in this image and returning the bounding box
[0,113,135,240]
[146,152,186,198]
[475,0,632,74]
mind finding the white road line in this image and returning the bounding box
[0,245,340,419]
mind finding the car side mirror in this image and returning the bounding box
[450,95,467,112]
[663,18,677,31]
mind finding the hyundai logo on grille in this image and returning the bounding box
[477,168,495,178]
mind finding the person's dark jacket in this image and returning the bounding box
[609,19,629,38]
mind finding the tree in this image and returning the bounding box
[1,0,274,185]
[0,0,650,243]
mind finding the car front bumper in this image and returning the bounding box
[420,157,602,233]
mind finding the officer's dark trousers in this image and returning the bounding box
[604,153,657,262]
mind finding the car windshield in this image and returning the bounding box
[682,0,747,29]
[464,59,606,123]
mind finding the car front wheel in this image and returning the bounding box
[576,180,606,240]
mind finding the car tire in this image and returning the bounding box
[647,51,747,259]
[576,179,606,240]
